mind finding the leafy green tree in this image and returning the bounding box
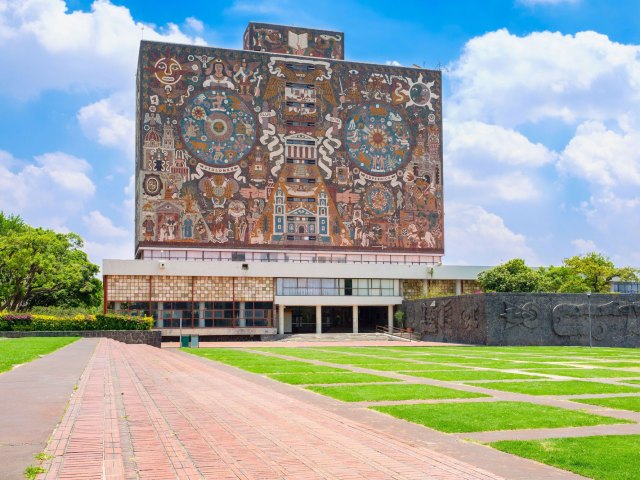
[477,259,542,292]
[0,213,102,311]
[561,253,638,293]
[537,265,590,293]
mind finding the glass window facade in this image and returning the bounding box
[276,278,398,296]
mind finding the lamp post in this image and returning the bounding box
[587,291,592,348]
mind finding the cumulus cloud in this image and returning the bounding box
[0,149,95,229]
[448,29,640,127]
[572,238,598,254]
[185,17,204,33]
[444,202,540,265]
[0,0,206,98]
[444,120,554,203]
[557,121,640,187]
[82,210,128,238]
[77,93,135,158]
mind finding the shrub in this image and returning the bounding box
[0,311,153,331]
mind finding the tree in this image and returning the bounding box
[537,265,590,293]
[0,213,102,311]
[561,253,638,293]
[477,259,542,293]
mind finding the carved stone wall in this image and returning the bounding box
[403,294,486,345]
[403,293,640,347]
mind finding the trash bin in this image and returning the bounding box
[180,335,191,348]
[190,335,199,348]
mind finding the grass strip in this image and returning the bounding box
[308,383,487,402]
[371,401,630,433]
[407,370,540,381]
[572,396,640,412]
[472,380,640,396]
[268,372,398,385]
[0,337,79,373]
[526,368,640,378]
[490,435,640,480]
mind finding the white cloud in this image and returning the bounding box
[82,210,128,238]
[0,0,206,98]
[557,121,640,187]
[444,120,554,203]
[84,238,133,268]
[571,238,598,254]
[77,93,134,158]
[185,16,204,33]
[444,202,540,265]
[0,149,95,228]
[448,29,640,127]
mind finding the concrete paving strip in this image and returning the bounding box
[0,338,98,480]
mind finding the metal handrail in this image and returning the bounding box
[376,325,416,341]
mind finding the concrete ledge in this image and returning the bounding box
[157,327,276,336]
[0,330,161,348]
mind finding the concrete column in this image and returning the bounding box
[316,305,322,336]
[113,301,121,313]
[157,301,164,328]
[455,280,462,296]
[278,304,285,335]
[238,301,246,327]
[198,301,205,328]
[388,305,394,332]
[352,305,359,334]
[422,280,429,297]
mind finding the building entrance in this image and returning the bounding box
[359,306,389,332]
[321,306,353,333]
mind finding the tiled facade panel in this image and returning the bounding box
[107,275,274,302]
[136,33,443,257]
[151,276,191,301]
[107,275,150,302]
[428,280,456,296]
[402,279,425,300]
[462,280,480,294]
[234,277,273,301]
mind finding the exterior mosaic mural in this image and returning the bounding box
[136,24,443,255]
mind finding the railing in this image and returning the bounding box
[140,248,441,266]
[376,325,417,341]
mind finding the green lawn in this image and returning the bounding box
[526,368,640,379]
[0,337,78,373]
[491,435,640,480]
[471,380,640,396]
[363,363,471,371]
[407,370,541,381]
[307,383,487,402]
[371,401,630,433]
[267,372,398,385]
[572,396,640,412]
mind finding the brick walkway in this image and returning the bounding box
[36,339,585,480]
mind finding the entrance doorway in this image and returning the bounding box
[321,306,353,333]
[359,306,389,332]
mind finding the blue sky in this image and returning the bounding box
[1,0,640,268]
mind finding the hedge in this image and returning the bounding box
[0,312,154,331]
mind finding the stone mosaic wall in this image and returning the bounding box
[244,23,344,59]
[404,293,640,347]
[136,32,443,256]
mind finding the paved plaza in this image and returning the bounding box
[0,338,596,479]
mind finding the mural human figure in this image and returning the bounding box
[182,215,193,239]
[142,217,155,241]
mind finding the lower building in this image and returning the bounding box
[103,251,486,339]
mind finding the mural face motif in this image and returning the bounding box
[346,104,412,175]
[181,90,256,166]
[136,33,443,254]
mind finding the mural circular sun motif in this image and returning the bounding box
[180,90,256,166]
[345,103,412,175]
[364,184,394,216]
